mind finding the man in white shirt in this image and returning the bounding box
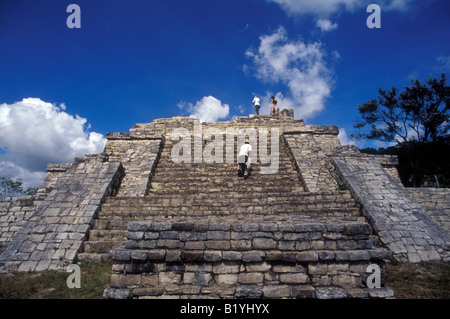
[238,140,252,178]
[252,96,260,115]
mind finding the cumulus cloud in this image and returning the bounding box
[267,0,415,16]
[0,98,106,187]
[0,160,47,189]
[245,26,333,120]
[266,0,359,17]
[316,19,338,32]
[178,96,230,122]
[383,0,415,11]
[338,128,356,146]
[266,0,416,30]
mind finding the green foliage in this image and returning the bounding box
[353,73,449,144]
[354,74,450,187]
[0,177,24,197]
[0,177,38,198]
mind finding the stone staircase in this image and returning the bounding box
[75,114,395,299]
[79,132,362,262]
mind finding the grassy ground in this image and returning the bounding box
[0,260,448,299]
[0,261,112,299]
[386,260,450,299]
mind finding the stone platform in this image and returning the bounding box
[1,110,448,299]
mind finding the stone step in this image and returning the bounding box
[155,157,295,164]
[155,156,291,165]
[88,229,127,241]
[150,169,299,179]
[150,175,298,182]
[154,169,294,178]
[98,202,360,214]
[93,213,367,231]
[159,139,282,148]
[155,160,295,167]
[107,190,354,201]
[94,211,362,231]
[98,201,360,215]
[147,186,305,194]
[104,282,394,299]
[96,207,360,219]
[102,192,356,206]
[134,181,305,194]
[77,252,109,263]
[99,198,357,215]
[149,174,301,182]
[83,240,123,254]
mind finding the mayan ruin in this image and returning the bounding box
[1,110,448,299]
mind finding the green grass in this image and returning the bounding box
[0,260,449,299]
[386,261,450,299]
[0,261,112,299]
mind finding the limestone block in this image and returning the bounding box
[262,285,291,298]
[238,272,264,284]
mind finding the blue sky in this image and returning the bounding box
[0,0,449,187]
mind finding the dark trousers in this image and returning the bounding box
[238,155,249,176]
[255,105,260,115]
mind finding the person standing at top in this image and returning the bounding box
[252,95,261,115]
[270,96,279,116]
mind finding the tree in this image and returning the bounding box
[353,73,449,187]
[0,177,38,198]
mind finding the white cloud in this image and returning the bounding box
[267,0,359,17]
[266,0,416,30]
[0,98,106,187]
[267,0,414,16]
[384,0,414,11]
[437,56,450,71]
[316,19,338,32]
[338,128,356,146]
[179,96,230,122]
[245,26,333,120]
[0,160,47,190]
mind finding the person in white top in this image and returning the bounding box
[238,140,252,178]
[252,96,261,115]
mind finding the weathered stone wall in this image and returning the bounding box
[333,156,449,262]
[283,129,340,193]
[0,196,35,254]
[104,220,393,299]
[333,145,402,183]
[407,188,450,234]
[104,134,163,197]
[36,163,72,195]
[0,156,124,272]
[0,163,73,254]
